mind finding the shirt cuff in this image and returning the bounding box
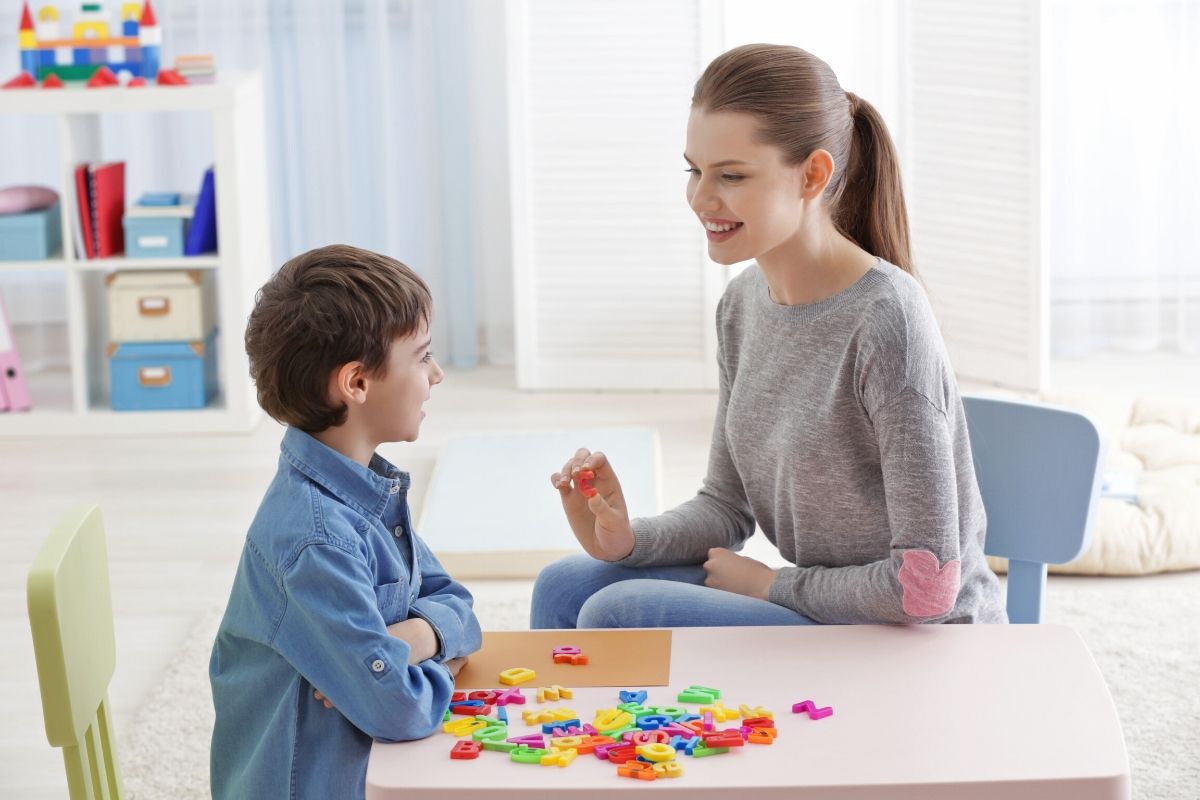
[409,599,460,662]
[615,517,657,566]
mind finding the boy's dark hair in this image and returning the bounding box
[245,244,432,432]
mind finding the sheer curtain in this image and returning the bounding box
[1048,0,1200,357]
[0,0,484,366]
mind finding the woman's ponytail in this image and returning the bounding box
[836,92,913,273]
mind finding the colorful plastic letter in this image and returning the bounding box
[540,747,578,767]
[510,746,548,764]
[576,469,598,497]
[494,686,526,706]
[691,744,730,758]
[450,740,482,759]
[739,704,773,719]
[619,689,648,705]
[653,760,684,778]
[617,760,657,780]
[635,743,677,763]
[507,733,546,747]
[747,728,777,744]
[792,700,834,720]
[499,667,536,686]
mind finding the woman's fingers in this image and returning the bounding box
[581,450,610,475]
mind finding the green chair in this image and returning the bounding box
[27,505,124,799]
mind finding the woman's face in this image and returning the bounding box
[684,108,812,266]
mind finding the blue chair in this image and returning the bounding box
[962,396,1105,624]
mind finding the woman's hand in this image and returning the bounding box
[703,547,778,600]
[550,449,635,562]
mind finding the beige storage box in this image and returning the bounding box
[106,269,217,342]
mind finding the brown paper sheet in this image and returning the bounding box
[454,629,673,689]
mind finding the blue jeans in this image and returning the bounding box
[530,554,820,628]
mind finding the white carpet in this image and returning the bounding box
[118,580,1199,800]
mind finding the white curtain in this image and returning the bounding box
[0,0,485,366]
[1048,0,1200,356]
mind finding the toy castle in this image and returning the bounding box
[18,1,162,82]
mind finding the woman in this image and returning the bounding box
[531,44,1005,628]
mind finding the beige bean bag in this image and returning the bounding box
[986,393,1200,576]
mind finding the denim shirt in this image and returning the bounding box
[210,427,482,800]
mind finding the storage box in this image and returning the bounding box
[108,330,218,411]
[123,195,195,258]
[0,200,62,261]
[106,269,216,342]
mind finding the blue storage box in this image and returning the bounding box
[108,329,218,411]
[123,194,194,259]
[0,200,62,261]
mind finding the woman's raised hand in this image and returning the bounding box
[550,448,635,561]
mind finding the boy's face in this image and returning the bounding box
[364,319,443,443]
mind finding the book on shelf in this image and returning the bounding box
[0,291,33,412]
[72,160,126,259]
[184,166,217,256]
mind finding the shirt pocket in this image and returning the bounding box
[373,578,408,625]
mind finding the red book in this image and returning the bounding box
[90,161,125,257]
[74,163,96,259]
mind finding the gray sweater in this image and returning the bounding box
[623,260,1006,624]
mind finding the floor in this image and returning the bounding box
[2,363,1196,799]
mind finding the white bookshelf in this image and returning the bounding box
[0,72,270,437]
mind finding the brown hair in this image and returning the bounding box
[245,244,432,432]
[692,43,914,274]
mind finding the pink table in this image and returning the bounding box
[367,624,1130,798]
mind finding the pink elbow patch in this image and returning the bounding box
[898,550,961,617]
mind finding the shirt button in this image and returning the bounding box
[371,659,386,673]
[394,526,404,537]
[389,484,400,495]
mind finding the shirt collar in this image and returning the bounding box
[280,426,410,519]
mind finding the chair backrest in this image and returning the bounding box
[27,505,124,799]
[961,396,1105,624]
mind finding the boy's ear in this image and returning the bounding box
[329,361,369,407]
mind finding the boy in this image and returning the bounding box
[210,245,481,799]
